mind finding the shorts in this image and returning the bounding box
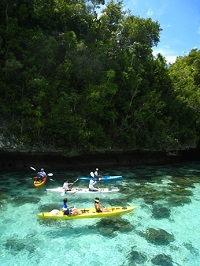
[64,209,71,215]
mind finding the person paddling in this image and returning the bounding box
[62,198,79,216]
[94,197,109,212]
[36,168,47,182]
[94,168,102,179]
[89,173,99,191]
[63,180,75,192]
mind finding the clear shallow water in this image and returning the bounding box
[0,162,200,266]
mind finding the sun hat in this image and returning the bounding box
[41,168,44,171]
[94,197,100,203]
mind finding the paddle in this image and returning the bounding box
[97,178,106,198]
[61,178,79,196]
[71,178,79,186]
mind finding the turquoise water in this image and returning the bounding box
[0,162,200,266]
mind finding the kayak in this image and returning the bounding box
[46,187,120,194]
[34,176,47,187]
[78,175,122,181]
[38,206,136,220]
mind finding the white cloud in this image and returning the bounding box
[165,55,177,64]
[147,8,153,17]
[153,48,177,64]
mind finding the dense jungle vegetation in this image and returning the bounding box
[0,0,200,155]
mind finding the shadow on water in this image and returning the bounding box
[38,215,135,239]
[4,237,36,255]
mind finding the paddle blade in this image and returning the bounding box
[61,189,65,196]
[48,173,53,177]
[30,167,36,171]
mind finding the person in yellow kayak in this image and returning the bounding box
[94,197,110,212]
[62,198,79,216]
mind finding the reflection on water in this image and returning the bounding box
[0,161,200,266]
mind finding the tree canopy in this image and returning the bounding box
[0,0,199,154]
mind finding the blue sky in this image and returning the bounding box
[122,0,200,63]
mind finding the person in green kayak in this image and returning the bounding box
[62,198,79,216]
[94,197,109,212]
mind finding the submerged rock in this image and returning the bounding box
[128,249,147,264]
[151,253,174,266]
[152,204,171,219]
[168,196,191,207]
[39,204,59,212]
[4,238,36,254]
[95,217,134,237]
[12,196,41,206]
[145,228,175,245]
[170,176,197,188]
[183,242,199,256]
[0,191,10,199]
[169,187,193,196]
[142,189,169,205]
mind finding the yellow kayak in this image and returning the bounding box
[37,206,136,220]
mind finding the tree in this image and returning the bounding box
[168,49,200,148]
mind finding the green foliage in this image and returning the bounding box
[168,49,200,148]
[0,0,199,153]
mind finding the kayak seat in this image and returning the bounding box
[81,209,89,213]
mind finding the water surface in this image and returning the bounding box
[0,162,200,266]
